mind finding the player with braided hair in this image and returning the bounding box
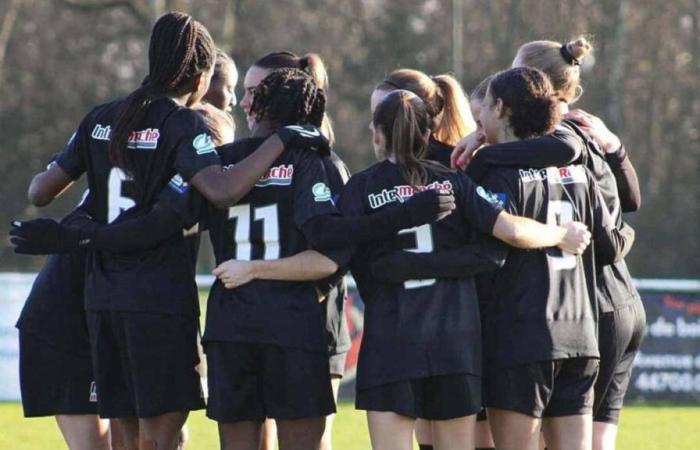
[12,11,335,449]
[13,60,452,449]
[249,67,326,130]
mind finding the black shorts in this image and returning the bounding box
[205,341,336,422]
[19,330,97,417]
[485,358,599,418]
[87,311,205,418]
[329,351,348,378]
[356,373,481,420]
[594,301,646,424]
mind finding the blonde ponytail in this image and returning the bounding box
[514,36,594,104]
[432,74,476,145]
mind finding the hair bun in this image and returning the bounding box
[566,36,592,61]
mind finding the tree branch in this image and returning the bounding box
[0,0,20,84]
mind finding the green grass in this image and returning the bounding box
[1,402,699,449]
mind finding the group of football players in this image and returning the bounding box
[10,10,645,450]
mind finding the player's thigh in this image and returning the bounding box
[592,421,618,450]
[431,414,476,450]
[218,421,262,450]
[366,411,414,450]
[542,414,592,450]
[487,408,541,450]
[277,416,327,450]
[55,415,110,450]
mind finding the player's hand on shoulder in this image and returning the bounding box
[404,189,456,226]
[276,125,330,156]
[558,221,591,255]
[212,259,256,289]
[10,218,82,255]
[564,109,621,154]
[451,130,486,169]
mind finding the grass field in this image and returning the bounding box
[1,402,699,449]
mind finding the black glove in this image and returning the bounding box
[401,189,455,228]
[276,125,330,156]
[9,219,94,254]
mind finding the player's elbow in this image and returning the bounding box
[316,255,339,278]
[28,183,53,206]
[199,185,237,209]
[621,197,641,213]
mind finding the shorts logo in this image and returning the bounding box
[168,173,189,194]
[91,124,160,150]
[368,180,453,209]
[476,185,502,206]
[89,381,97,402]
[312,182,332,202]
[193,133,216,155]
[256,164,294,187]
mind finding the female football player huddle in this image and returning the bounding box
[11,10,644,450]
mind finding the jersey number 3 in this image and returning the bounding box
[398,224,436,289]
[229,204,280,261]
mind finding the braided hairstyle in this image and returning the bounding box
[253,51,335,145]
[109,11,216,171]
[249,68,326,129]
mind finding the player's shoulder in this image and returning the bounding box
[346,160,386,186]
[218,137,266,165]
[80,98,122,129]
[164,101,208,130]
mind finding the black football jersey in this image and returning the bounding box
[54,97,219,315]
[322,152,352,355]
[479,163,611,369]
[426,138,454,167]
[569,122,641,313]
[337,160,504,389]
[469,122,640,314]
[203,137,340,352]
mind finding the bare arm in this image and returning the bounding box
[492,211,591,254]
[28,163,74,206]
[212,250,338,289]
[190,134,286,209]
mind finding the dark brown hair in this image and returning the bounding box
[373,90,452,188]
[250,68,325,128]
[253,51,334,145]
[487,67,559,139]
[376,69,474,146]
[109,11,216,171]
